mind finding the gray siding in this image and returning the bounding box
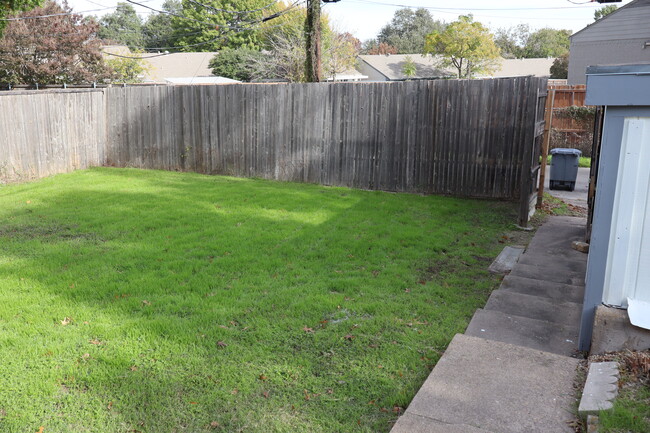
[571,1,650,43]
[568,1,650,85]
[568,38,650,85]
[356,60,389,82]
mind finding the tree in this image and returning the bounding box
[172,0,270,52]
[252,2,358,82]
[424,15,500,79]
[376,8,445,54]
[550,52,568,79]
[494,24,529,59]
[523,28,571,58]
[0,1,112,85]
[322,31,360,79]
[142,0,181,51]
[594,5,617,21]
[361,40,397,55]
[0,0,41,34]
[208,47,264,81]
[402,55,416,78]
[105,54,148,83]
[97,2,144,50]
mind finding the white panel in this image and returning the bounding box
[603,118,650,307]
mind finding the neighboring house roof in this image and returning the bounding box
[483,58,554,78]
[570,0,650,42]
[358,54,451,80]
[101,46,219,84]
[358,54,553,80]
[142,52,217,83]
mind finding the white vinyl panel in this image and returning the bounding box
[603,118,650,307]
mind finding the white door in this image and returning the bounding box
[603,117,650,328]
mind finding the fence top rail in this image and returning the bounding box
[0,88,107,97]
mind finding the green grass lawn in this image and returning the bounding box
[0,168,519,433]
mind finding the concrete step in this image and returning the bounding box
[484,290,582,328]
[392,334,578,433]
[500,275,584,304]
[523,217,587,258]
[465,309,579,356]
[516,251,587,274]
[509,262,585,286]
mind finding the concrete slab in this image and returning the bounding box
[590,305,650,355]
[545,166,589,209]
[484,290,582,327]
[465,309,579,356]
[516,252,587,275]
[524,217,587,258]
[578,362,619,416]
[488,246,525,274]
[391,412,495,433]
[500,275,585,304]
[403,334,579,433]
[509,263,585,286]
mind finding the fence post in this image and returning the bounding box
[537,88,555,208]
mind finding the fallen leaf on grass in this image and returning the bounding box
[60,317,72,326]
[343,334,355,341]
[302,327,314,333]
[209,421,220,429]
[189,401,198,405]
[89,339,102,345]
[231,388,238,395]
[107,401,113,410]
[303,389,310,401]
[217,341,227,348]
[130,365,138,371]
[262,391,269,399]
[36,427,43,433]
[142,300,151,306]
[258,374,267,381]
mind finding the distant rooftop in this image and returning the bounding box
[101,46,220,84]
[358,54,554,80]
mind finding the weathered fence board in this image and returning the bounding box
[2,78,545,202]
[0,89,105,182]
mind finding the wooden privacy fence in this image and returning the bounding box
[1,77,546,223]
[546,84,593,156]
[0,90,105,180]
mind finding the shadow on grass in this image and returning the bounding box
[0,168,516,433]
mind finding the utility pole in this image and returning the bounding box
[305,0,322,82]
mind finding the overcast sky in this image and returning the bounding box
[67,0,633,41]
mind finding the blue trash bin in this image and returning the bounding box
[549,148,582,192]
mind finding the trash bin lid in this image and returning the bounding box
[551,148,582,156]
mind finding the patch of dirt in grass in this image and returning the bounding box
[0,224,100,242]
[539,194,587,217]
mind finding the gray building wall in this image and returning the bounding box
[568,0,650,85]
[356,60,389,82]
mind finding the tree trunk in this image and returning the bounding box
[305,0,322,82]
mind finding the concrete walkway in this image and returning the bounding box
[545,166,590,209]
[392,216,587,433]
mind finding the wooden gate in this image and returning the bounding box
[519,79,549,226]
